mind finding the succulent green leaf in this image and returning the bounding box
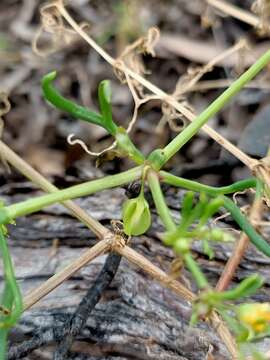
[215,274,264,301]
[42,72,118,135]
[198,196,224,226]
[122,195,151,236]
[42,72,104,127]
[202,239,214,259]
[181,191,195,219]
[230,275,264,299]
[98,80,117,135]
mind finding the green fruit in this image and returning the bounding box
[122,195,151,236]
[173,238,189,255]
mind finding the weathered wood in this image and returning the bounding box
[1,179,269,359]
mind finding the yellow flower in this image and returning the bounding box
[238,303,270,333]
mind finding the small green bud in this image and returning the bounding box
[99,80,112,103]
[210,228,234,242]
[122,194,151,236]
[173,238,189,255]
[181,191,195,219]
[210,228,224,241]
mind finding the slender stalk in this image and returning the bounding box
[183,253,209,289]
[160,171,257,195]
[0,228,22,327]
[216,181,264,291]
[160,171,270,257]
[214,275,262,301]
[115,245,194,301]
[206,0,260,28]
[159,50,270,168]
[0,330,7,360]
[222,196,270,257]
[216,235,249,292]
[0,227,23,360]
[147,171,176,231]
[0,166,142,224]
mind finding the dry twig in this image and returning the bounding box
[23,238,111,311]
[48,0,260,170]
[0,141,106,238]
[216,191,264,291]
[207,0,258,26]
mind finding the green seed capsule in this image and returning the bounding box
[122,194,151,236]
[210,228,224,241]
[173,238,189,255]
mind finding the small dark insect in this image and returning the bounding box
[0,305,10,316]
[124,181,169,207]
[124,181,141,198]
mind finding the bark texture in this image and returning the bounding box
[1,179,269,359]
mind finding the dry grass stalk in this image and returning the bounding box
[115,244,194,301]
[44,1,260,171]
[216,192,264,291]
[0,140,107,238]
[188,78,270,92]
[253,163,270,202]
[23,238,111,310]
[252,0,270,34]
[206,0,266,31]
[208,0,270,36]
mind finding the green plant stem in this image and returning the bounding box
[147,171,176,231]
[222,196,270,257]
[160,171,256,195]
[0,228,22,327]
[0,166,142,224]
[0,227,23,360]
[115,129,145,165]
[255,178,264,200]
[212,274,263,301]
[183,253,208,289]
[157,49,270,168]
[159,171,270,257]
[147,171,209,290]
[0,330,7,360]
